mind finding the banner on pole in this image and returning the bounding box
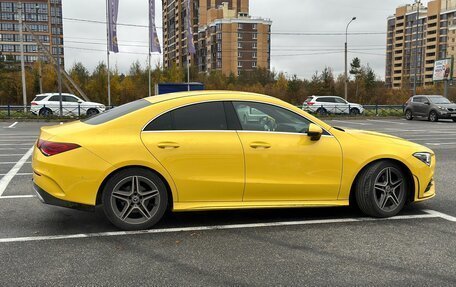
[107,0,119,53]
[186,0,196,55]
[149,0,161,53]
[433,58,453,82]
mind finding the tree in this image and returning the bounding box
[350,57,362,101]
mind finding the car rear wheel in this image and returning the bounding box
[349,108,360,116]
[452,118,456,122]
[102,168,168,230]
[39,108,52,117]
[355,161,407,218]
[86,108,99,117]
[405,109,413,120]
[429,110,438,122]
[316,107,328,116]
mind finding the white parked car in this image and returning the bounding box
[303,95,364,115]
[30,93,106,117]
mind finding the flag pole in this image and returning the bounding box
[148,53,152,97]
[187,54,190,91]
[106,0,111,107]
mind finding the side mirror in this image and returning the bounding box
[424,101,430,105]
[307,123,323,141]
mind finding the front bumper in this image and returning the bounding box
[437,111,456,119]
[33,182,94,211]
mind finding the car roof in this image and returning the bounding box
[143,90,276,105]
[312,96,338,98]
[414,95,442,98]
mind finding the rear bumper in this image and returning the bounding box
[33,182,94,211]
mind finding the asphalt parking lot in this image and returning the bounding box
[0,119,455,286]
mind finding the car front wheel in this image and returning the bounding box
[405,109,413,120]
[355,161,408,218]
[102,168,168,230]
[86,108,99,117]
[349,108,360,116]
[429,111,438,122]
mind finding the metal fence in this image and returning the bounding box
[0,104,405,119]
[299,104,405,117]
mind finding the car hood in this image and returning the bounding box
[341,128,431,151]
[436,103,456,109]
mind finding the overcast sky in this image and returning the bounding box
[61,0,432,80]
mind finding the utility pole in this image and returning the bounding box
[18,2,27,113]
[345,17,356,101]
[52,0,63,116]
[413,0,421,96]
[106,0,111,107]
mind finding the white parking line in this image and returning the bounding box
[0,195,35,199]
[0,148,31,150]
[0,211,451,244]
[0,147,34,197]
[425,142,456,146]
[424,209,456,222]
[5,122,18,129]
[0,154,25,157]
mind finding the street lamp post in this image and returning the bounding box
[345,17,357,101]
[18,2,27,113]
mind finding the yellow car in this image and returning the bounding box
[32,91,436,230]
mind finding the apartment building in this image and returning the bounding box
[0,0,63,65]
[162,0,271,75]
[386,0,456,88]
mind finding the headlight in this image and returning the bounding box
[438,106,447,111]
[413,152,432,166]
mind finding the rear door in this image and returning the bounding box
[334,97,349,114]
[141,101,245,203]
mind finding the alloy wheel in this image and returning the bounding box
[110,176,161,225]
[373,167,404,212]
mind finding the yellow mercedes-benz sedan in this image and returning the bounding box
[32,91,436,230]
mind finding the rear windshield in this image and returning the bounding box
[33,95,47,101]
[83,99,151,125]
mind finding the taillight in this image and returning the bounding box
[31,102,38,105]
[37,139,80,156]
[307,102,315,106]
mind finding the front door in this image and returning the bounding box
[232,101,343,202]
[141,101,245,203]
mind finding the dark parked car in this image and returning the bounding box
[404,95,456,122]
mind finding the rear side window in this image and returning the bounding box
[33,95,47,101]
[144,102,228,131]
[304,97,314,103]
[48,96,60,101]
[84,99,151,125]
[316,97,334,103]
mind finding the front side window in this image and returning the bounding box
[63,96,79,102]
[413,97,426,103]
[233,102,311,133]
[48,95,60,101]
[145,102,227,131]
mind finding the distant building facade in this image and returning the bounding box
[162,0,271,75]
[0,0,63,65]
[386,0,456,88]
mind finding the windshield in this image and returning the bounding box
[429,97,451,104]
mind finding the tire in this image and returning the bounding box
[355,161,408,218]
[316,107,328,116]
[429,110,438,122]
[86,108,99,117]
[405,109,413,120]
[102,168,168,230]
[39,108,52,117]
[349,108,360,116]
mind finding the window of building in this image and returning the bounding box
[238,33,242,39]
[238,42,242,49]
[252,33,257,39]
[238,23,243,30]
[252,61,257,68]
[238,61,242,67]
[238,52,241,58]
[253,24,257,30]
[252,43,257,49]
[252,52,257,58]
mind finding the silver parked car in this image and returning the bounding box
[404,95,456,122]
[30,93,106,117]
[303,95,364,115]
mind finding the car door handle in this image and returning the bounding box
[157,142,180,149]
[249,142,271,149]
